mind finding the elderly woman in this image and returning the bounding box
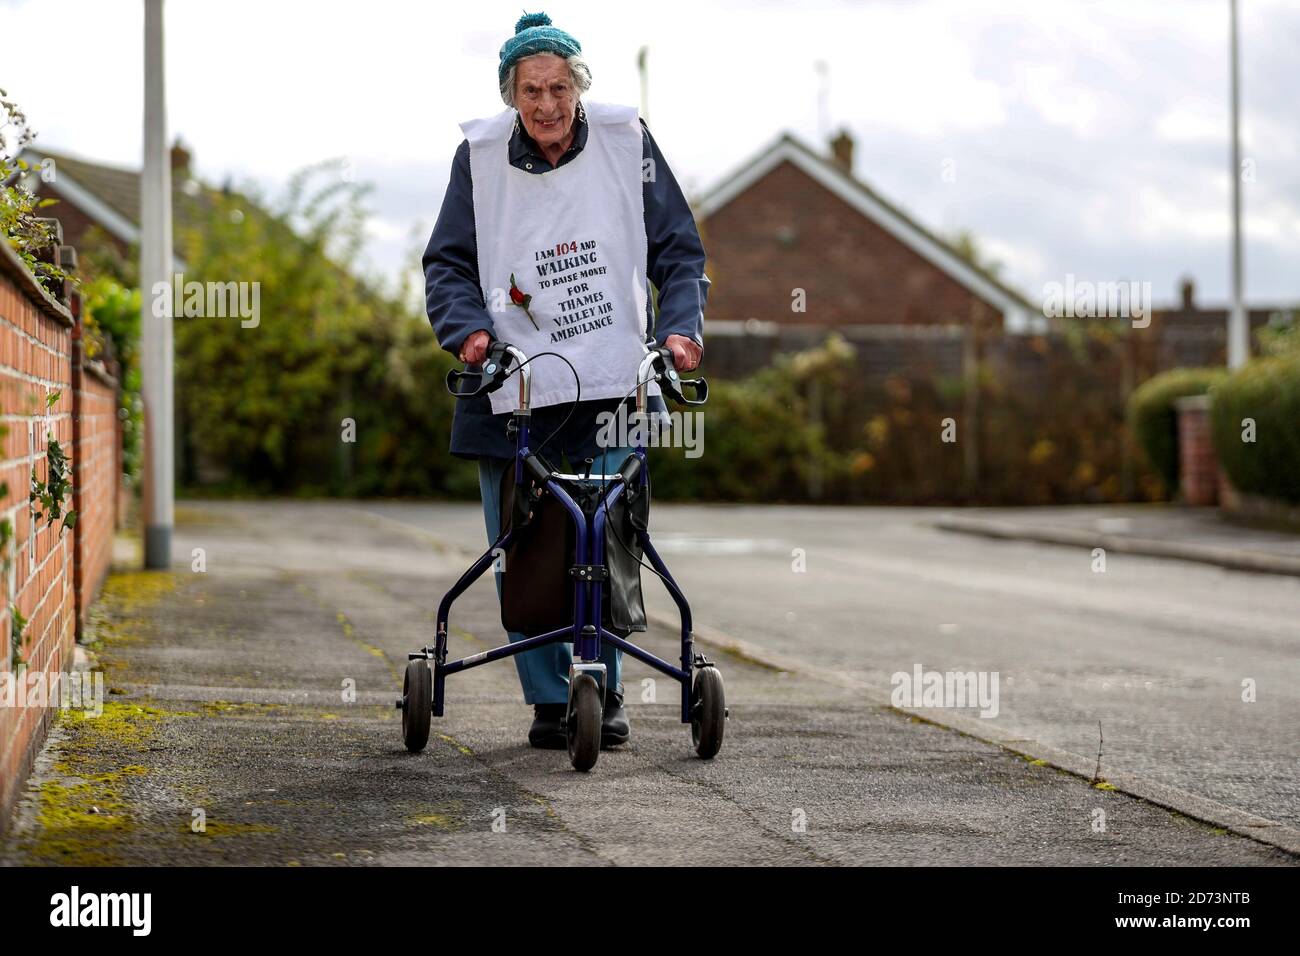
[423,12,708,750]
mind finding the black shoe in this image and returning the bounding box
[601,688,630,748]
[528,704,567,749]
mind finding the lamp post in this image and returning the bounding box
[141,0,173,568]
[1227,0,1248,369]
[637,46,649,126]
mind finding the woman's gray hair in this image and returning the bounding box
[499,53,593,107]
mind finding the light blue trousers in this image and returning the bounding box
[477,447,634,706]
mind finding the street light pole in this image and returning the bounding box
[815,60,829,143]
[141,0,173,568]
[637,46,649,126]
[1227,0,1248,368]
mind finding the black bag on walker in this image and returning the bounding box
[497,460,648,638]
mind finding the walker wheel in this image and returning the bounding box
[691,666,725,759]
[402,659,432,753]
[566,673,602,772]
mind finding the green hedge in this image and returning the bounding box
[1210,353,1300,504]
[1127,367,1227,493]
[648,335,859,502]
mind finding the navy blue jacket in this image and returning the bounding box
[422,108,709,463]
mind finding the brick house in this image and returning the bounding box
[1150,278,1289,370]
[15,140,207,270]
[695,130,1039,337]
[691,131,1291,381]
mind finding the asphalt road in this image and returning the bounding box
[360,499,1300,831]
[0,499,1292,866]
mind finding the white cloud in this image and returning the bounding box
[1015,64,1100,138]
[1155,105,1225,143]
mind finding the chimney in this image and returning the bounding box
[171,137,192,173]
[829,129,854,175]
[1179,277,1196,312]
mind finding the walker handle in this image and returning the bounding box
[446,340,516,399]
[654,346,708,406]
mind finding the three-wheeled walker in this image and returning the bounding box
[398,341,725,771]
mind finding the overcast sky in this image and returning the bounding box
[3,0,1298,308]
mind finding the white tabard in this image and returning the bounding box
[460,101,661,415]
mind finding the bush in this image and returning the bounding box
[978,327,1141,505]
[1,89,71,289]
[168,165,485,497]
[1127,367,1226,493]
[1258,309,1299,358]
[82,277,143,485]
[1210,353,1300,504]
[652,328,1159,506]
[648,335,860,502]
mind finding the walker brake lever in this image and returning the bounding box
[654,346,708,407]
[445,340,515,399]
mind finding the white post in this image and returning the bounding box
[815,60,829,143]
[141,0,173,568]
[637,46,649,125]
[1227,0,1248,369]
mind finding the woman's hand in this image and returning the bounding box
[664,334,702,372]
[459,329,492,364]
[460,328,700,372]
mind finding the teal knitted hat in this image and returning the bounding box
[498,12,582,87]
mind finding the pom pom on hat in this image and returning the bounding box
[515,12,552,32]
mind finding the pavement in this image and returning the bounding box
[932,503,1300,576]
[0,499,1295,866]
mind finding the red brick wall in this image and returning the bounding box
[71,338,120,638]
[1176,396,1218,507]
[0,244,120,830]
[699,159,1003,328]
[0,250,77,822]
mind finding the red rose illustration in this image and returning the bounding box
[508,273,539,330]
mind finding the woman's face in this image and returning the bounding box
[515,54,577,150]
